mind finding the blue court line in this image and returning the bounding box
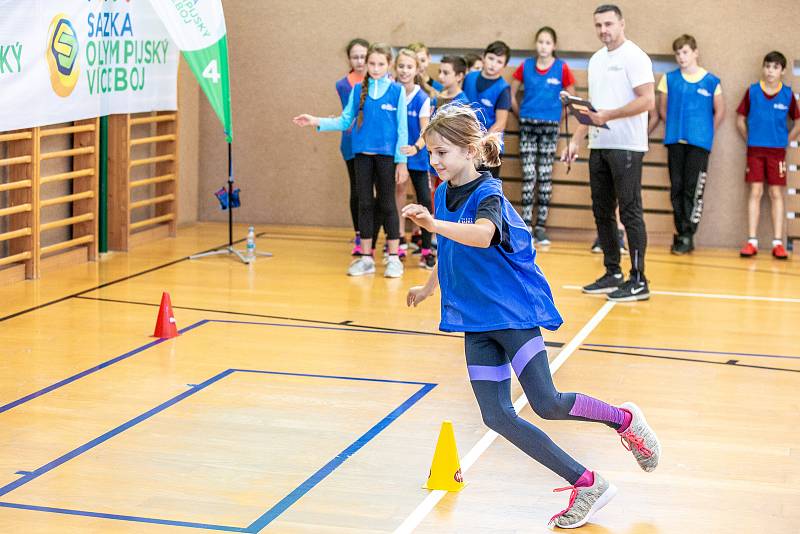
[0,369,234,498]
[0,501,248,532]
[582,343,800,361]
[0,319,441,417]
[0,367,436,532]
[0,319,210,415]
[246,382,436,532]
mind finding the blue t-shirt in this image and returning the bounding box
[434,174,563,332]
[335,75,356,160]
[747,83,794,149]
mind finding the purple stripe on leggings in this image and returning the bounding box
[467,364,512,382]
[510,336,547,376]
[568,393,625,425]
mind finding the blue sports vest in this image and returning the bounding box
[335,76,356,160]
[463,71,510,152]
[747,83,794,148]
[434,176,563,332]
[663,69,719,151]
[350,81,402,157]
[519,58,565,122]
[406,87,430,172]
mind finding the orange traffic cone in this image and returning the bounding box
[153,292,179,338]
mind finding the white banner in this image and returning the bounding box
[0,0,179,132]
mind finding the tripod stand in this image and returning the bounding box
[190,143,272,263]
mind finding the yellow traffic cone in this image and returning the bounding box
[423,421,467,492]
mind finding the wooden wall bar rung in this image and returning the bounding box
[130,193,175,210]
[0,131,32,143]
[129,213,174,230]
[40,191,95,208]
[0,203,32,218]
[130,154,174,167]
[40,168,94,185]
[0,251,32,268]
[39,124,96,138]
[40,212,94,232]
[40,235,94,256]
[129,114,176,125]
[129,173,175,188]
[40,146,95,161]
[130,134,176,146]
[0,227,32,242]
[0,180,32,193]
[0,155,32,167]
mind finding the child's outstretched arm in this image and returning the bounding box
[293,88,356,131]
[402,203,495,248]
[407,263,438,307]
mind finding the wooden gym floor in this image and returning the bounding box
[0,222,797,533]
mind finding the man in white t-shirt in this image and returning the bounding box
[562,3,655,302]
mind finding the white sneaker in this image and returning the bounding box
[384,256,404,278]
[347,256,375,276]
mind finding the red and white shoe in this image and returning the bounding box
[739,242,757,257]
[772,243,789,260]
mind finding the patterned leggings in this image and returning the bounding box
[520,119,560,229]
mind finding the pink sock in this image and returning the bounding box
[617,408,633,433]
[421,248,431,256]
[574,469,594,488]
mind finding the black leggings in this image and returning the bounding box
[345,158,359,232]
[466,327,624,484]
[667,143,709,237]
[354,154,399,241]
[408,170,432,250]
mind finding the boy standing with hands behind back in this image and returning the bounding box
[737,51,800,259]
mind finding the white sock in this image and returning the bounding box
[748,238,758,247]
[772,239,783,247]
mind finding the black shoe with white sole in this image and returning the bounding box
[582,272,624,294]
[607,278,649,302]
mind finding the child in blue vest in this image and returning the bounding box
[510,27,576,244]
[655,35,725,255]
[294,43,409,278]
[463,41,512,178]
[335,38,368,255]
[403,103,660,529]
[393,49,435,269]
[736,51,800,259]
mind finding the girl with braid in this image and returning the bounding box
[511,27,576,244]
[294,43,409,278]
[404,103,661,529]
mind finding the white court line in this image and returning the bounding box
[393,300,617,534]
[563,285,800,304]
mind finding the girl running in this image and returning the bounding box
[403,103,661,529]
[395,49,436,270]
[335,38,369,254]
[510,27,576,244]
[294,43,409,278]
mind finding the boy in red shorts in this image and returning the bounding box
[736,51,800,259]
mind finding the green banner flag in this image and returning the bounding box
[148,0,232,141]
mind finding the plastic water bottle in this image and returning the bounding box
[246,226,256,260]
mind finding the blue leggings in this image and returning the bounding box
[465,328,621,484]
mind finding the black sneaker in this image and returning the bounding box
[671,235,692,255]
[590,237,603,254]
[533,226,551,246]
[607,278,650,302]
[582,272,624,294]
[419,252,436,270]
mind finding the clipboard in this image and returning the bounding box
[560,91,610,129]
